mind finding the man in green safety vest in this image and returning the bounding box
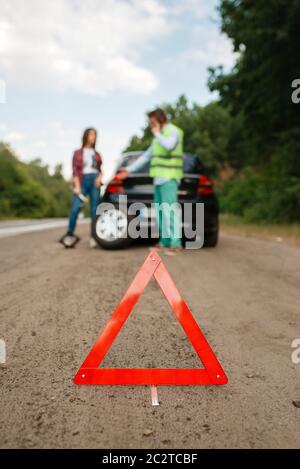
[117,108,184,255]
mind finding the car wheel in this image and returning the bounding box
[204,229,219,247]
[92,207,132,250]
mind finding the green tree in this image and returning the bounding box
[0,143,72,219]
[208,0,300,175]
[206,0,300,223]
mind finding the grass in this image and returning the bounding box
[220,214,300,247]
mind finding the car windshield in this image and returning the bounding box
[119,152,204,174]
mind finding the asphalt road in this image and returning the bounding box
[0,224,299,448]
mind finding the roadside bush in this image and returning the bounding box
[219,168,300,224]
[0,143,71,219]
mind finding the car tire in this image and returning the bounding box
[204,228,219,248]
[92,206,133,250]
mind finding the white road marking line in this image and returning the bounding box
[0,219,89,238]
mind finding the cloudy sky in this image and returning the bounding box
[0,0,235,180]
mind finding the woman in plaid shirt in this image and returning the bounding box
[63,128,103,248]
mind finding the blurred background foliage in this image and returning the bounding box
[1,0,299,223]
[126,0,300,224]
[0,143,71,219]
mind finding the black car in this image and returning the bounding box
[92,152,219,249]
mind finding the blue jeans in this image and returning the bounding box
[67,173,100,235]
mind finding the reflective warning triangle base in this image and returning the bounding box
[74,252,228,386]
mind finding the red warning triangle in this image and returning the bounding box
[73,252,228,386]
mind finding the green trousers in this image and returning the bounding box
[154,180,182,248]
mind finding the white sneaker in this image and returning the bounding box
[64,236,75,248]
[89,237,98,249]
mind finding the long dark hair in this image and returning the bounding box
[82,128,97,149]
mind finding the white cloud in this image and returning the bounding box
[0,123,8,132]
[169,0,208,19]
[179,27,237,70]
[0,0,173,96]
[180,40,236,69]
[3,130,25,142]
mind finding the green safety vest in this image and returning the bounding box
[150,123,184,179]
